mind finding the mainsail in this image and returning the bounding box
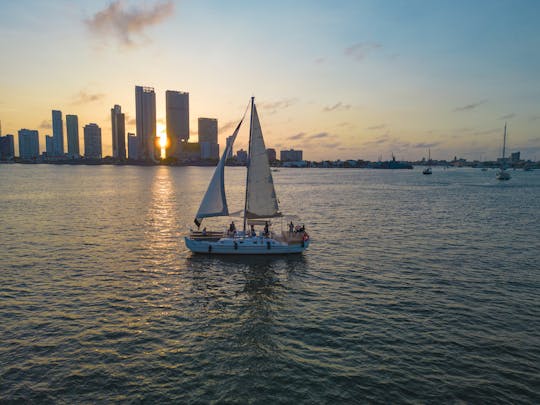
[245,101,281,219]
[194,119,243,227]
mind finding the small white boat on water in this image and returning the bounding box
[496,123,511,181]
[185,97,310,255]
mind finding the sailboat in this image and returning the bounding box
[185,97,310,254]
[422,149,432,175]
[496,123,511,181]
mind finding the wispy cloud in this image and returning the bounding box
[499,113,516,120]
[39,120,52,130]
[413,142,441,148]
[259,98,297,112]
[453,99,487,112]
[367,124,385,130]
[323,102,351,112]
[314,57,326,64]
[85,0,174,47]
[530,114,540,121]
[309,132,330,139]
[219,120,237,133]
[287,132,306,140]
[71,90,105,105]
[345,42,382,61]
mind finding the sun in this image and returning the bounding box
[156,123,168,158]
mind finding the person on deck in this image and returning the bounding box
[289,221,294,234]
[264,221,269,237]
[250,224,256,237]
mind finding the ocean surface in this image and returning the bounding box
[1,164,539,403]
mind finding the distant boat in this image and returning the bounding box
[422,148,432,175]
[496,123,511,181]
[185,97,310,255]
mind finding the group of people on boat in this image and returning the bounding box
[288,221,305,234]
[226,220,272,238]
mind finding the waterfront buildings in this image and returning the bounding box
[135,86,158,161]
[236,149,248,164]
[66,114,80,158]
[18,129,39,159]
[111,105,126,160]
[281,149,303,162]
[83,123,102,159]
[0,134,15,160]
[127,133,138,160]
[52,110,64,156]
[198,117,219,160]
[226,135,234,159]
[166,90,189,158]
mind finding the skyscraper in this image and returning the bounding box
[18,129,39,159]
[52,110,64,156]
[111,105,126,160]
[127,133,138,160]
[166,90,189,158]
[83,123,102,159]
[198,117,219,160]
[0,134,15,160]
[135,86,158,161]
[66,115,80,158]
[46,135,54,156]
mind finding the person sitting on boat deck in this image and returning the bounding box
[264,221,269,237]
[250,224,256,237]
[202,227,207,236]
[289,221,294,234]
[298,224,305,233]
[229,221,236,236]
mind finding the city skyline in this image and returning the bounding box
[1,1,539,161]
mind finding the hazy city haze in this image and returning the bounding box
[1,0,539,161]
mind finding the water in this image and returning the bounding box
[1,165,539,403]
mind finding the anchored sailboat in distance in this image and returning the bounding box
[496,123,511,181]
[422,148,432,175]
[185,97,310,254]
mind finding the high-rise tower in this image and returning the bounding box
[66,114,80,158]
[111,105,126,160]
[52,110,64,156]
[83,123,102,159]
[135,86,158,161]
[166,90,189,158]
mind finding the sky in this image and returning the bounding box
[1,0,539,161]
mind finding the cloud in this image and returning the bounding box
[287,132,306,140]
[39,120,52,130]
[412,142,441,148]
[314,57,326,64]
[530,114,540,121]
[85,0,174,47]
[258,98,297,112]
[453,99,487,112]
[309,132,330,139]
[71,90,105,105]
[219,120,237,133]
[499,113,516,120]
[345,42,382,61]
[323,102,351,112]
[367,124,385,130]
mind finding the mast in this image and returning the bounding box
[502,122,507,160]
[243,96,255,234]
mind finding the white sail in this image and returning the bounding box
[245,102,280,218]
[194,120,242,225]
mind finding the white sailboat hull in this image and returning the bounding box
[185,235,309,255]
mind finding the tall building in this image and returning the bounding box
[198,117,219,160]
[83,123,102,159]
[267,148,276,162]
[166,90,189,158]
[280,149,303,162]
[46,135,54,156]
[226,135,234,159]
[66,114,80,158]
[127,133,138,160]
[135,86,158,161]
[0,134,15,160]
[52,110,64,156]
[18,129,39,159]
[111,105,126,160]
